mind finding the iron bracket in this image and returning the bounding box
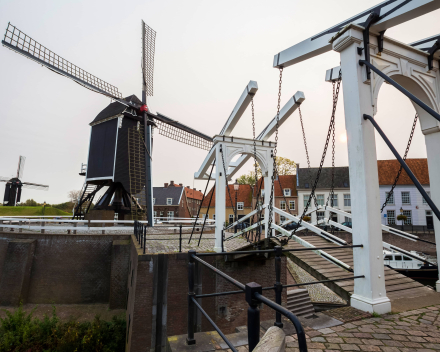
[427,39,440,71]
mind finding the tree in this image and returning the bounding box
[68,190,82,203]
[237,173,256,186]
[23,199,38,206]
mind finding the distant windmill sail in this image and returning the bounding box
[17,155,25,179]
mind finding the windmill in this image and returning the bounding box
[1,156,49,206]
[2,22,212,224]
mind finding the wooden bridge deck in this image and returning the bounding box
[279,235,437,309]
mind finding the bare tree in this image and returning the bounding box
[68,190,82,203]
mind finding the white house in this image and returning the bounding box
[296,165,351,224]
[378,159,432,228]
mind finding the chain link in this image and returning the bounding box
[287,70,342,242]
[380,113,418,213]
[267,68,284,237]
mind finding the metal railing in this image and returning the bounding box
[133,221,216,253]
[187,246,365,351]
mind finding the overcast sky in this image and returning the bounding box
[0,0,439,204]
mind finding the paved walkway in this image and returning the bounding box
[284,304,440,352]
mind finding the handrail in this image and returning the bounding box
[191,254,246,291]
[359,60,440,123]
[191,297,238,352]
[363,114,440,221]
[254,292,308,352]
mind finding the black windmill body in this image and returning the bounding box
[1,156,49,206]
[2,22,212,224]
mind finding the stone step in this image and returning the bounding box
[286,288,315,317]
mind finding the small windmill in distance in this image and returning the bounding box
[0,156,49,206]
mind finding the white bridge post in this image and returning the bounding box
[215,143,226,252]
[333,29,391,314]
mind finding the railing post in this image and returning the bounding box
[245,282,262,352]
[19,220,22,233]
[41,221,45,234]
[221,230,224,253]
[187,250,196,345]
[179,225,182,253]
[143,225,146,254]
[0,220,3,232]
[274,246,283,328]
[73,222,77,235]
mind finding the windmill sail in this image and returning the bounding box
[142,21,156,98]
[21,182,49,190]
[16,155,26,179]
[2,23,123,100]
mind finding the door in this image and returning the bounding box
[427,215,434,230]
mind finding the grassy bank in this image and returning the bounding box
[0,206,71,217]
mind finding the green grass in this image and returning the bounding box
[0,206,71,217]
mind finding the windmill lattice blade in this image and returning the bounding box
[22,182,49,191]
[0,176,11,182]
[17,155,26,179]
[2,23,122,99]
[155,113,213,151]
[142,21,156,97]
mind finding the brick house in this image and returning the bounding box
[255,175,298,224]
[200,184,253,225]
[153,181,203,219]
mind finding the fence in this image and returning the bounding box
[186,245,364,352]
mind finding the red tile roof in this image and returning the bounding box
[202,184,253,207]
[377,159,429,185]
[185,187,203,201]
[256,175,297,197]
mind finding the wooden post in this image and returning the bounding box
[41,221,45,234]
[73,222,77,235]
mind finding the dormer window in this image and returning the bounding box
[167,198,172,205]
[305,183,309,188]
[283,189,291,196]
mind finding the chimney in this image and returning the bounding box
[164,183,168,188]
[179,183,183,186]
[187,186,190,188]
[193,188,196,190]
[199,190,201,192]
[170,181,174,186]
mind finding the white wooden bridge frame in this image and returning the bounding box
[274,0,440,313]
[194,81,305,252]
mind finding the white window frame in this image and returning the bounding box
[317,211,325,221]
[423,191,430,204]
[167,211,174,219]
[167,198,173,205]
[316,194,325,206]
[402,210,412,225]
[280,201,286,210]
[283,189,291,197]
[289,200,295,210]
[385,192,394,205]
[153,198,156,205]
[154,211,157,217]
[330,194,338,207]
[237,202,244,210]
[387,210,395,225]
[344,194,351,207]
[280,215,286,222]
[303,195,310,208]
[401,191,411,205]
[229,214,234,223]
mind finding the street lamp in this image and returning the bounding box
[234,180,239,233]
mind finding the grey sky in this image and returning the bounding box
[0,0,439,204]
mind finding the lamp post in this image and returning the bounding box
[234,180,239,233]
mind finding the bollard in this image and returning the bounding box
[246,282,262,352]
[274,246,283,328]
[187,250,196,345]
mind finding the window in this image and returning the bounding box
[237,202,244,210]
[343,182,349,188]
[213,214,216,220]
[289,201,295,210]
[317,211,325,221]
[303,195,310,208]
[167,198,172,205]
[167,211,174,219]
[401,191,410,204]
[330,194,338,207]
[384,255,392,260]
[387,210,395,225]
[394,255,402,261]
[385,192,394,205]
[403,210,412,225]
[261,190,265,197]
[284,189,291,196]
[153,198,156,205]
[305,183,309,188]
[423,191,430,204]
[280,201,286,210]
[280,215,286,222]
[403,256,412,261]
[316,194,324,206]
[154,211,157,217]
[344,215,351,223]
[344,194,351,207]
[229,214,234,223]
[160,211,163,217]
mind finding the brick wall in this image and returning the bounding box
[0,232,129,306]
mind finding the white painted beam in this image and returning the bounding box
[273,0,440,68]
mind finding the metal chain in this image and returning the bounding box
[220,146,236,224]
[251,97,262,241]
[287,70,342,242]
[326,96,336,208]
[299,106,318,208]
[380,113,418,213]
[267,68,284,237]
